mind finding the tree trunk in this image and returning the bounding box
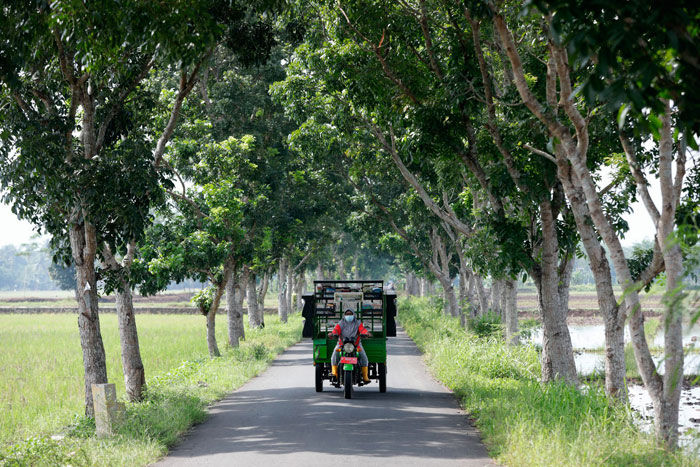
[659,241,684,446]
[294,273,304,311]
[100,242,145,402]
[338,257,346,280]
[533,200,577,384]
[226,267,245,347]
[115,278,145,401]
[70,221,108,417]
[491,279,504,317]
[474,274,489,316]
[316,262,323,281]
[504,278,519,345]
[206,310,219,357]
[455,243,472,315]
[558,145,627,399]
[286,262,294,314]
[247,269,263,329]
[206,277,227,358]
[278,258,289,323]
[257,269,270,310]
[406,272,419,296]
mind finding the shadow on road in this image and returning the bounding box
[162,331,488,463]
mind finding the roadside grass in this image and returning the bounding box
[0,313,301,466]
[399,298,697,466]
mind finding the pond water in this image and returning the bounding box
[528,321,700,376]
[528,322,700,451]
[628,384,700,450]
[529,321,700,351]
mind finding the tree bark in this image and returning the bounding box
[504,278,519,345]
[100,242,145,402]
[206,310,220,357]
[226,266,245,347]
[532,200,577,383]
[115,278,145,401]
[286,261,294,314]
[491,279,504,318]
[278,258,289,323]
[204,264,229,358]
[294,273,304,311]
[474,274,489,316]
[338,257,346,280]
[654,101,685,447]
[257,268,270,310]
[70,221,108,417]
[246,269,262,329]
[406,272,419,296]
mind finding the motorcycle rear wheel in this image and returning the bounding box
[343,369,352,399]
[378,362,386,393]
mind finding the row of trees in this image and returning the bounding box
[1,0,698,452]
[0,0,396,417]
[270,0,699,449]
[0,242,72,291]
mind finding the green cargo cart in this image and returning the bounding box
[302,280,397,394]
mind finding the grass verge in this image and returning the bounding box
[399,298,698,466]
[0,314,301,466]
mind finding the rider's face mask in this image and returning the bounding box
[344,314,354,323]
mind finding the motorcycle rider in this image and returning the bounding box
[329,308,371,384]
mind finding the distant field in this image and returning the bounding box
[0,290,281,309]
[516,290,665,312]
[0,313,291,445]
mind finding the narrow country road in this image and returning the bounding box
[153,330,494,466]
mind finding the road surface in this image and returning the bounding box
[154,330,494,466]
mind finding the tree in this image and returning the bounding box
[272,1,585,381]
[0,0,278,412]
[485,0,698,447]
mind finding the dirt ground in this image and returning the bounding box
[516,292,664,325]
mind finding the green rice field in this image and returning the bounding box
[0,312,298,447]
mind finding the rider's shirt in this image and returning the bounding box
[331,319,369,342]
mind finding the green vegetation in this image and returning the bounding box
[0,313,301,466]
[399,298,698,466]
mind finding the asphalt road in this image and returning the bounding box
[154,329,494,466]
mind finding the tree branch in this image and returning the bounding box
[369,122,473,236]
[523,144,557,164]
[95,54,156,152]
[153,50,211,167]
[619,133,660,224]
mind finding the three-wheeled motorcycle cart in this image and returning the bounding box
[302,280,397,397]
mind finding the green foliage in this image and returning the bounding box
[190,287,215,315]
[535,0,700,133]
[627,244,656,292]
[399,298,698,465]
[467,311,504,339]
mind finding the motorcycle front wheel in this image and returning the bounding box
[343,369,352,399]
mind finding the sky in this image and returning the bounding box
[0,203,47,247]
